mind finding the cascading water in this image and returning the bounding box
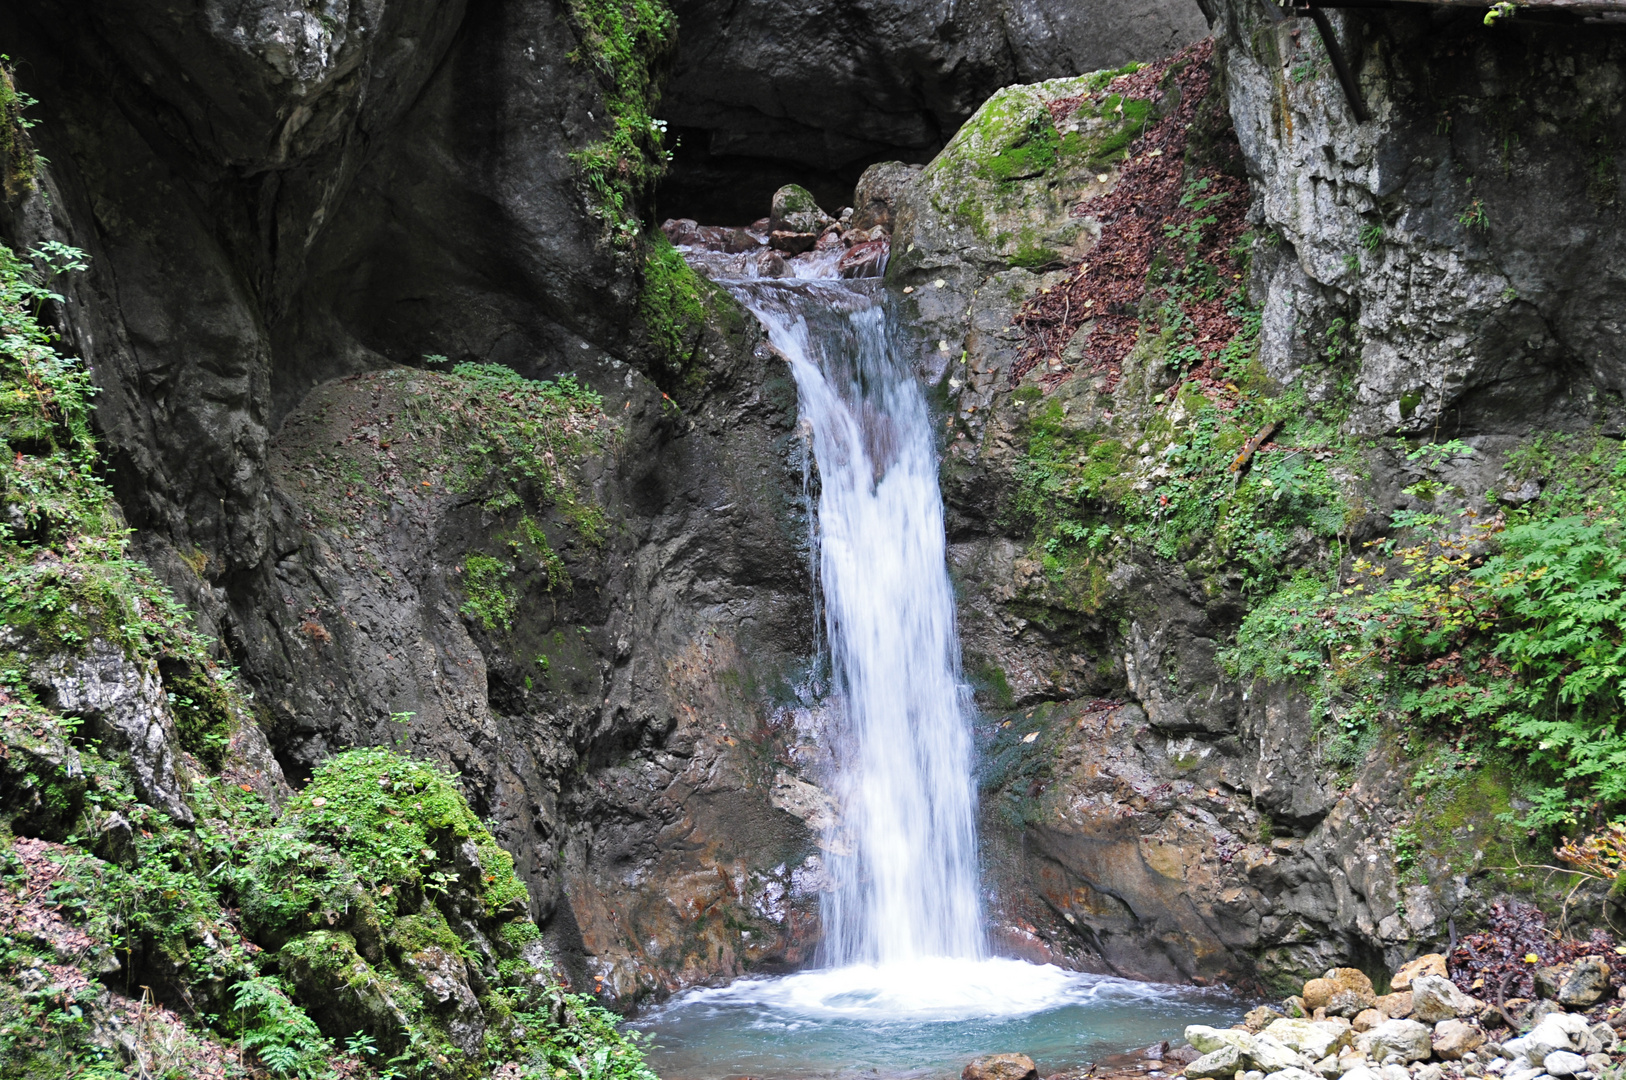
[731,276,983,966]
[628,247,1241,1080]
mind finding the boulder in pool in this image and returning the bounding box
[963,1053,1039,1080]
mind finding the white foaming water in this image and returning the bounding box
[630,956,1243,1079]
[668,958,1113,1022]
[724,273,982,966]
[635,254,1247,1078]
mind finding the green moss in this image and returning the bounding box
[1007,311,1357,610]
[507,515,569,592]
[500,918,542,949]
[565,0,678,248]
[974,108,1061,183]
[970,659,1016,711]
[0,245,214,662]
[161,661,235,770]
[390,911,467,958]
[460,554,517,633]
[639,232,710,368]
[774,184,821,216]
[0,221,644,1077]
[1058,95,1155,168]
[0,58,38,198]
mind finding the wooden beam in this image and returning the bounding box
[1302,2,1373,122]
[1314,0,1626,9]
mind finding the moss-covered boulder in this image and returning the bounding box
[892,63,1160,274]
[769,183,834,234]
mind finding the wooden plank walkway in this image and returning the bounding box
[1293,0,1626,12]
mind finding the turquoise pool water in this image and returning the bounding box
[627,957,1245,1080]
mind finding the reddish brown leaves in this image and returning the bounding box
[1012,39,1250,393]
[1449,899,1621,1014]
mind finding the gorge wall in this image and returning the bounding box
[1,0,1624,1053]
[0,0,831,1005]
[879,1,1626,991]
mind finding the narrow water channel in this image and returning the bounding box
[630,245,1243,1080]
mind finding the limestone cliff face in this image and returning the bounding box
[885,13,1626,992]
[1211,0,1626,438]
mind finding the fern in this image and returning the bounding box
[231,976,332,1078]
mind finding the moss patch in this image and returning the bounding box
[0,235,655,1079]
[565,0,678,248]
[160,660,236,770]
[0,58,38,198]
[459,554,517,633]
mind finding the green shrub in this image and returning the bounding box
[1228,438,1626,829]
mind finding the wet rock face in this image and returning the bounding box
[899,30,1620,989]
[658,0,1208,219]
[0,0,826,1004]
[1209,0,1626,437]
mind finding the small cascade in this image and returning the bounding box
[681,217,982,964]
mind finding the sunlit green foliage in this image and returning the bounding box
[1228,436,1626,830]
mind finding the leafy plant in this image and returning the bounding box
[564,0,679,248]
[232,976,333,1077]
[1407,438,1474,466]
[1229,437,1626,830]
[1459,196,1489,231]
[460,554,517,633]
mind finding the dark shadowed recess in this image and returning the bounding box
[655,0,1209,222]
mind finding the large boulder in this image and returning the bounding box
[1410,975,1480,1023]
[1391,955,1447,992]
[1263,1019,1354,1060]
[1506,1014,1593,1068]
[1186,1025,1257,1056]
[851,161,922,232]
[1431,1019,1484,1061]
[1185,1044,1244,1080]
[1373,992,1413,1019]
[1543,1051,1588,1078]
[1304,969,1377,1013]
[1185,1026,1306,1073]
[1535,958,1612,1008]
[34,640,193,824]
[1356,1019,1433,1064]
[769,184,835,235]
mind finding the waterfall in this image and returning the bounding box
[721,275,984,966]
